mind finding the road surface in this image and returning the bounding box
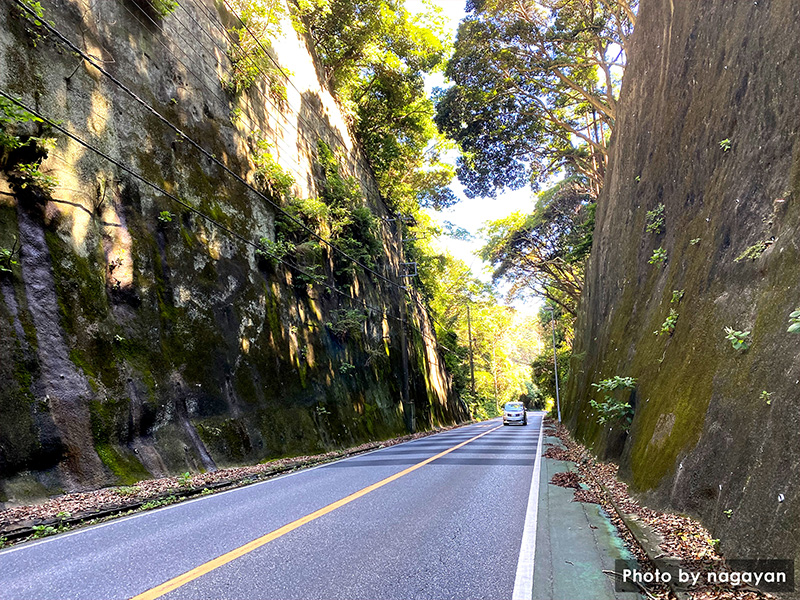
[0,413,636,599]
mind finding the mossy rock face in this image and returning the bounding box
[566,0,800,567]
[0,0,463,500]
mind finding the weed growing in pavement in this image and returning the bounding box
[760,391,773,405]
[671,289,684,304]
[141,495,178,510]
[724,327,750,351]
[719,138,731,151]
[723,509,733,518]
[31,524,59,539]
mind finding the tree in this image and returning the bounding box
[435,0,636,199]
[532,304,571,409]
[480,176,595,316]
[299,0,457,210]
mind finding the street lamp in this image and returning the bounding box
[542,306,562,423]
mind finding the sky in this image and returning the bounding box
[407,0,541,313]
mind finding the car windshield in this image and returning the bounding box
[504,403,523,412]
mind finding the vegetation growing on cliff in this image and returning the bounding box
[299,0,456,212]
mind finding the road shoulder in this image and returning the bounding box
[532,432,642,600]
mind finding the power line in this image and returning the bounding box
[9,3,458,363]
[13,0,404,294]
[112,0,313,187]
[124,1,448,340]
[0,91,461,358]
[0,90,398,324]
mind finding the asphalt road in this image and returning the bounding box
[0,416,543,600]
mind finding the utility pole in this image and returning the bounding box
[543,306,562,423]
[466,303,475,395]
[399,290,413,433]
[389,215,415,434]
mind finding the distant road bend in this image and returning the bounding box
[0,415,545,600]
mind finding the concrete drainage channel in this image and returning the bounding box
[585,470,690,600]
[0,422,475,547]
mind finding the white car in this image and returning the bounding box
[502,402,527,426]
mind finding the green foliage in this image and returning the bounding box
[117,486,141,497]
[0,244,19,274]
[649,247,667,265]
[255,236,295,267]
[723,327,750,351]
[788,309,800,334]
[31,524,60,539]
[592,376,636,394]
[14,0,53,45]
[325,308,367,341]
[300,0,455,211]
[157,211,174,223]
[735,241,768,262]
[177,472,192,487]
[719,138,731,151]
[14,163,57,193]
[222,0,288,102]
[141,495,178,510]
[645,203,665,234]
[1,96,43,146]
[590,376,636,429]
[249,130,294,197]
[1,97,59,196]
[760,391,772,405]
[690,238,701,245]
[671,289,685,304]
[149,0,178,17]
[436,0,634,197]
[480,177,594,315]
[656,308,679,336]
[723,509,733,518]
[314,141,382,283]
[339,362,356,375]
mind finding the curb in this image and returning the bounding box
[1,420,478,545]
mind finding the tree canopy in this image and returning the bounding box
[299,0,458,210]
[435,0,636,199]
[480,176,595,316]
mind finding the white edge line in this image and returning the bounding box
[0,420,488,556]
[512,412,545,600]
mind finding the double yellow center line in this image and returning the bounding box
[131,424,502,600]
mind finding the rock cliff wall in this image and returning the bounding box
[0,0,464,504]
[567,0,800,570]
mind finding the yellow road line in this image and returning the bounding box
[131,424,502,600]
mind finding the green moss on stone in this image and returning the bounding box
[94,443,150,485]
